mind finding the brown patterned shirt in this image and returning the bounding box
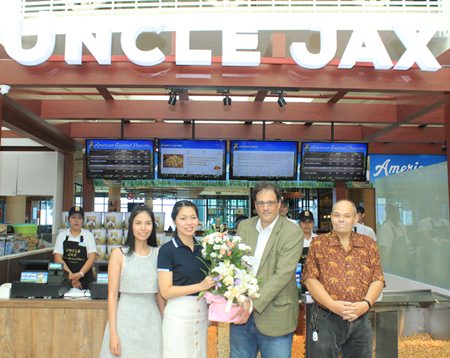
[302,231,385,302]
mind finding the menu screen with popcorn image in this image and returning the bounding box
[158,139,226,180]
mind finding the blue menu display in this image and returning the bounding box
[158,139,226,180]
[230,140,298,180]
[86,139,154,180]
[300,142,368,182]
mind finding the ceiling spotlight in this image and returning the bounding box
[223,95,232,106]
[168,90,177,106]
[277,93,287,107]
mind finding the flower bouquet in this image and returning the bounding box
[200,231,260,323]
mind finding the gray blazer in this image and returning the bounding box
[237,215,303,336]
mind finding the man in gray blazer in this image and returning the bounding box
[230,181,303,358]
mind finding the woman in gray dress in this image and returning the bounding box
[100,205,165,357]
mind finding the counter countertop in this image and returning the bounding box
[0,297,107,309]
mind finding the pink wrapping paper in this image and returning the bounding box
[204,292,241,323]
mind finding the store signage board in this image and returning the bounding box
[230,140,298,181]
[157,139,226,180]
[369,154,447,182]
[300,142,368,182]
[0,1,442,71]
[86,139,154,180]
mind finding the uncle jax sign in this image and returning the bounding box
[0,0,443,71]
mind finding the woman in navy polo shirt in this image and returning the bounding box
[158,200,215,358]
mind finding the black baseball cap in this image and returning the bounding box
[68,206,84,219]
[299,210,314,222]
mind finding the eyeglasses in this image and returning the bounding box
[255,200,279,207]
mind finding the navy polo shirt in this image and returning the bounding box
[157,235,208,294]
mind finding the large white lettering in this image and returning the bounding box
[373,159,423,178]
[339,27,393,70]
[176,29,212,66]
[0,3,441,71]
[65,22,112,65]
[393,25,441,71]
[120,22,165,66]
[3,2,55,66]
[222,29,260,67]
[290,28,337,69]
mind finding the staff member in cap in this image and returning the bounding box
[299,210,317,253]
[53,206,97,289]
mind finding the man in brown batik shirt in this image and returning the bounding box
[302,199,384,358]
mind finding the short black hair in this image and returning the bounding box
[356,205,365,214]
[251,181,282,202]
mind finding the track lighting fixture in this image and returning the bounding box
[277,92,287,107]
[223,95,232,106]
[168,90,177,106]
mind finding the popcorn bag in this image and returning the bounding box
[204,292,241,323]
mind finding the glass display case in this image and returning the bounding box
[0,233,54,257]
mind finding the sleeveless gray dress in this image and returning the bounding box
[100,247,162,358]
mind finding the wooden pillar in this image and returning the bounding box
[145,196,153,210]
[445,92,450,220]
[333,182,348,202]
[63,152,75,211]
[363,188,376,230]
[108,184,121,212]
[82,159,95,212]
[0,95,3,144]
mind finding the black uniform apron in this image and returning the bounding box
[62,235,94,289]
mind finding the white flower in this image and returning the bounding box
[223,275,234,286]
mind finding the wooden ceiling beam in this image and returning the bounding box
[369,143,444,155]
[2,96,77,153]
[41,100,398,123]
[1,60,450,92]
[364,126,445,143]
[58,122,444,143]
[328,90,348,104]
[364,97,445,141]
[255,90,269,102]
[96,86,114,100]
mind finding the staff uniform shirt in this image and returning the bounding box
[53,229,97,255]
[303,232,318,248]
[302,231,384,303]
[157,235,207,295]
[353,223,377,241]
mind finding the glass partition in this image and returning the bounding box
[374,162,449,290]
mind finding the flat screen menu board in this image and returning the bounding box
[158,139,226,180]
[86,139,154,180]
[230,140,298,180]
[300,142,368,181]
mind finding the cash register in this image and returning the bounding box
[10,259,71,299]
[90,261,108,299]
